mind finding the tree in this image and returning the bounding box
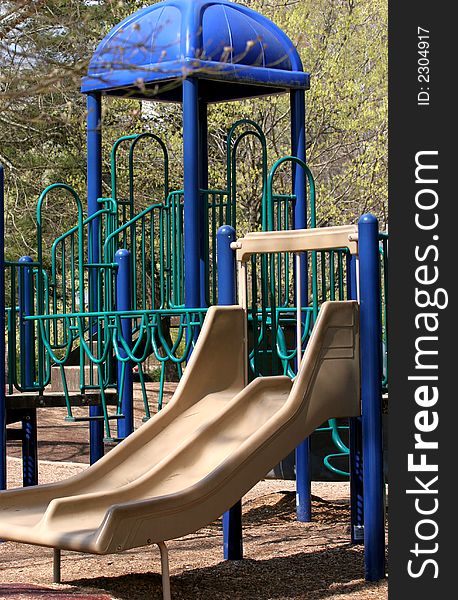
[0,0,151,259]
[1,0,387,263]
[206,0,388,232]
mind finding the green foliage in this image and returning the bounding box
[207,0,388,231]
[0,0,387,262]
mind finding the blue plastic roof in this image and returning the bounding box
[81,0,310,101]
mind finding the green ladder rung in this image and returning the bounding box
[64,415,124,423]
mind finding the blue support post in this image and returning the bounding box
[291,90,307,232]
[291,89,311,523]
[115,249,134,439]
[87,92,102,252]
[86,92,104,463]
[0,165,6,490]
[199,102,208,308]
[21,411,38,487]
[217,226,236,306]
[347,254,364,544]
[358,214,385,581]
[18,256,38,486]
[217,226,243,561]
[183,78,201,311]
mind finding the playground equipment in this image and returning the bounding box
[0,0,387,593]
[0,222,385,597]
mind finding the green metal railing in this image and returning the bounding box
[111,132,169,229]
[3,121,389,473]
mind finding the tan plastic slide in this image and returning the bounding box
[0,301,360,556]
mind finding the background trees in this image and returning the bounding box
[0,0,387,259]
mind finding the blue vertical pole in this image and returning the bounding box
[291,90,307,232]
[358,214,385,581]
[86,92,104,463]
[347,254,364,544]
[183,78,201,311]
[199,102,208,308]
[217,226,236,305]
[18,256,38,486]
[217,225,242,561]
[0,165,6,490]
[291,90,311,522]
[115,249,134,439]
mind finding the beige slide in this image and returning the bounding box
[0,301,360,560]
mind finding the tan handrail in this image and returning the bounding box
[231,225,358,262]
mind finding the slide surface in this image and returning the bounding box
[0,301,360,554]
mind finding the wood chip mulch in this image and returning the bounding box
[2,386,388,599]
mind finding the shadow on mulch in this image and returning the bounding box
[70,545,385,600]
[7,439,90,464]
[242,491,350,526]
[180,492,351,539]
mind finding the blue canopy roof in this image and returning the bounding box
[81,0,310,102]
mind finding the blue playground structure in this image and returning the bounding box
[0,0,387,586]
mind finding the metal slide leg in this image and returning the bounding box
[53,548,61,583]
[157,542,171,600]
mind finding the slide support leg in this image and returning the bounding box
[157,542,171,600]
[53,548,61,584]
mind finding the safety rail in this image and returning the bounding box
[4,259,50,393]
[21,308,206,439]
[111,132,169,230]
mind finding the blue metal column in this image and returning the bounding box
[347,254,364,544]
[358,214,385,581]
[86,92,104,462]
[0,165,6,490]
[291,90,311,522]
[115,249,134,439]
[199,102,208,308]
[291,90,307,232]
[19,256,38,486]
[183,78,201,310]
[217,225,242,560]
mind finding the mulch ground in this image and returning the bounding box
[1,384,388,599]
[0,584,111,599]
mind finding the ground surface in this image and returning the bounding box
[1,385,388,599]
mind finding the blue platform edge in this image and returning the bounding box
[81,0,310,99]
